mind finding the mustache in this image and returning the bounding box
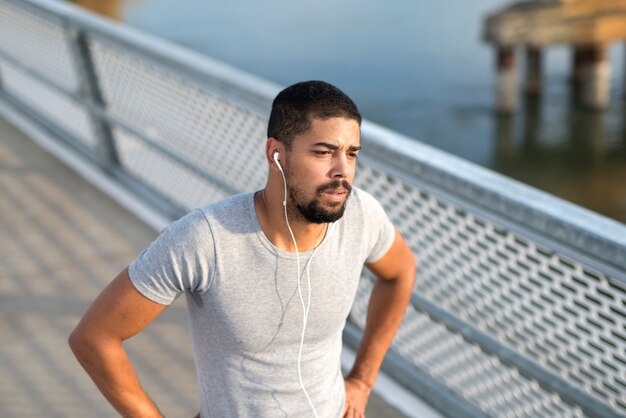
[317,180,352,195]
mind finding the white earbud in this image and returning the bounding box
[274,151,286,207]
[273,151,284,173]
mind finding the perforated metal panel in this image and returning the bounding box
[0,0,78,91]
[351,271,586,418]
[355,163,626,415]
[0,0,97,150]
[114,127,232,210]
[89,37,269,204]
[0,59,97,148]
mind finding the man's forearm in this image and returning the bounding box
[348,271,415,387]
[69,333,163,417]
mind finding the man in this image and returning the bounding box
[69,80,416,417]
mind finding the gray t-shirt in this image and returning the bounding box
[129,187,395,417]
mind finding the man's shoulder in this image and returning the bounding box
[198,192,252,217]
[195,192,254,233]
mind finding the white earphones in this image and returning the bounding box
[273,150,319,417]
[274,152,286,207]
[273,151,283,172]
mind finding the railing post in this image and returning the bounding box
[64,23,119,172]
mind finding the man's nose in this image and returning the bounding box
[330,154,349,178]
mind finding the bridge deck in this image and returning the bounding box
[0,115,412,418]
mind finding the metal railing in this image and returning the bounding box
[1,1,625,417]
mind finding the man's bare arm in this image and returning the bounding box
[343,229,416,417]
[69,267,168,417]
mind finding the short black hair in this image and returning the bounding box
[267,80,361,149]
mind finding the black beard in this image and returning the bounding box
[289,179,352,224]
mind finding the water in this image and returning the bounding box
[117,0,626,223]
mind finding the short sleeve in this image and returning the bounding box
[359,190,396,264]
[128,208,215,305]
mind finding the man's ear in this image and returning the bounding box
[266,137,284,172]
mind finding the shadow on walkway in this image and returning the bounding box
[0,116,197,417]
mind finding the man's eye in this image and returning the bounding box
[314,151,331,155]
[349,153,359,159]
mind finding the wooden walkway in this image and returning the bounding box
[0,115,409,417]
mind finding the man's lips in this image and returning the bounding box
[323,189,348,195]
[322,189,349,201]
[317,180,352,201]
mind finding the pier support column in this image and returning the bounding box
[581,44,610,110]
[570,47,586,86]
[525,46,542,96]
[495,47,518,113]
[570,46,587,101]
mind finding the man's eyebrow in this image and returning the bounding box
[312,142,361,151]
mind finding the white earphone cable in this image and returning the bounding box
[278,164,319,418]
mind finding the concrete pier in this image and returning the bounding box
[483,0,626,112]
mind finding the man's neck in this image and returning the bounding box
[254,189,328,253]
